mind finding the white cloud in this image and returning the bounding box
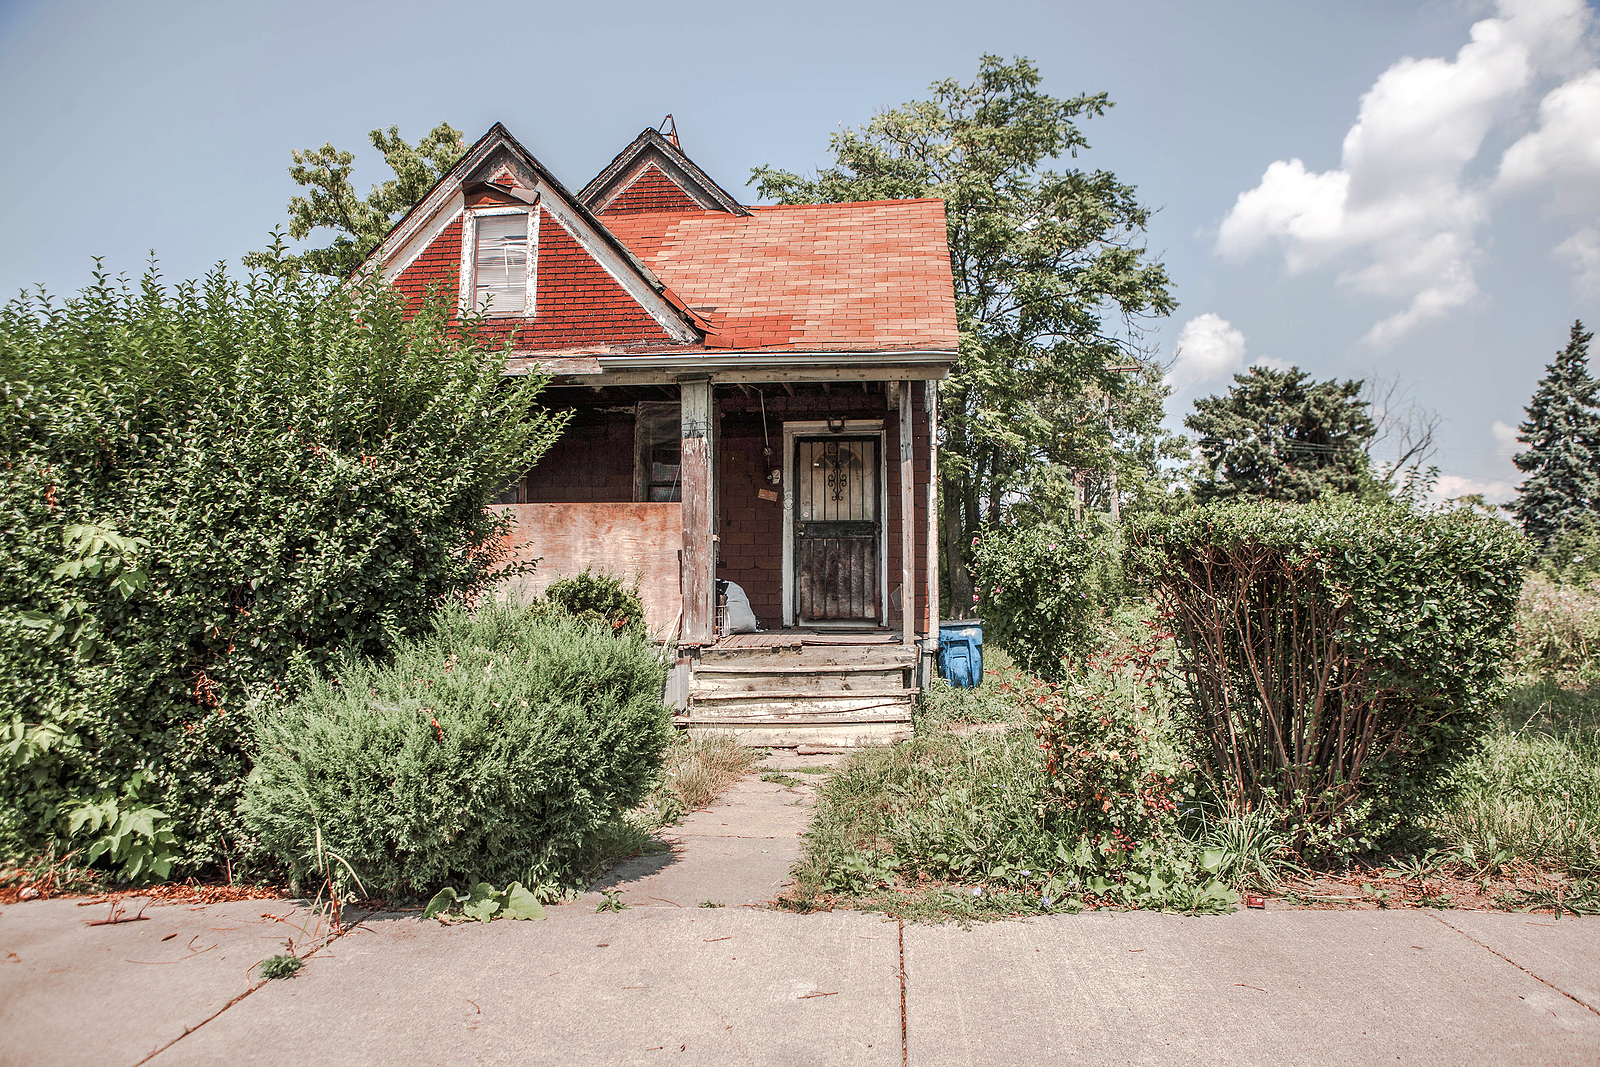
[1429,473,1517,505]
[1498,69,1600,204]
[1167,313,1247,390]
[1492,418,1521,455]
[1218,0,1596,346]
[1555,226,1600,294]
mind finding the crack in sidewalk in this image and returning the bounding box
[898,918,908,1067]
[130,907,379,1066]
[1431,913,1600,1017]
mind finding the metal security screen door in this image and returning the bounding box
[794,436,881,622]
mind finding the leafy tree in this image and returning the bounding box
[1185,366,1376,504]
[752,55,1175,613]
[1509,321,1600,548]
[244,123,466,278]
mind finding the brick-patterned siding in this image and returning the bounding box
[523,406,636,503]
[716,424,786,626]
[389,210,674,350]
[392,216,464,313]
[597,164,704,215]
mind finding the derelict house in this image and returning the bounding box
[359,123,958,746]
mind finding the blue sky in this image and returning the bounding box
[2,0,1597,500]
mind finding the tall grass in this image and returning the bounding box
[1430,679,1600,875]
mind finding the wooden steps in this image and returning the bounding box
[683,636,917,747]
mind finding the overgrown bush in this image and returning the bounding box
[242,602,673,898]
[1130,499,1528,844]
[0,261,566,872]
[543,570,646,639]
[971,518,1120,679]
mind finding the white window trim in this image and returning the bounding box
[459,205,539,318]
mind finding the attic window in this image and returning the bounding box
[470,211,532,316]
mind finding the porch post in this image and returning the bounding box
[926,380,940,640]
[899,381,916,646]
[680,376,715,645]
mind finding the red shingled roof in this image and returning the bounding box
[602,199,958,352]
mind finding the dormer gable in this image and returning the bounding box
[580,126,750,217]
[358,123,701,348]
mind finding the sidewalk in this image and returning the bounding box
[3,756,1597,1067]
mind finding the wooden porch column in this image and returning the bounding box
[926,380,940,640]
[680,376,715,645]
[899,381,916,646]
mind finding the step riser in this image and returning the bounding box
[699,647,917,667]
[693,669,909,693]
[689,699,912,719]
[683,722,911,748]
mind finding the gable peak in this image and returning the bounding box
[579,125,750,217]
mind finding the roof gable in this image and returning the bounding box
[360,123,700,345]
[579,128,750,217]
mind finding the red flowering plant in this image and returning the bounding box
[1033,614,1196,860]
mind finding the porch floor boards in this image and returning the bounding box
[709,628,903,650]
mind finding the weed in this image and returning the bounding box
[651,732,757,815]
[595,890,628,913]
[761,772,803,787]
[423,881,546,923]
[792,766,831,775]
[1199,806,1306,892]
[698,900,724,908]
[257,953,303,980]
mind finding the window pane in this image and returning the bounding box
[475,214,527,315]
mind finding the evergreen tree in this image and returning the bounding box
[1185,366,1375,504]
[1510,320,1600,547]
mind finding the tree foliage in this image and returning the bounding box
[1185,366,1376,504]
[243,123,466,278]
[0,257,565,871]
[1510,321,1600,548]
[752,55,1175,612]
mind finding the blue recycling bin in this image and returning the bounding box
[937,619,984,688]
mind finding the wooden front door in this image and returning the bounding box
[794,436,881,622]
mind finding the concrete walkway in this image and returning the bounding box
[4,758,1599,1067]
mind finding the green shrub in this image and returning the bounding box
[971,518,1119,679]
[241,602,673,898]
[543,570,645,639]
[1130,499,1529,843]
[0,263,566,872]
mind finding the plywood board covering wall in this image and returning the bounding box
[491,503,681,637]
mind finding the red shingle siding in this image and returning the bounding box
[523,408,635,502]
[392,216,463,314]
[597,164,704,215]
[388,210,674,350]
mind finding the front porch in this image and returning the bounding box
[493,370,945,746]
